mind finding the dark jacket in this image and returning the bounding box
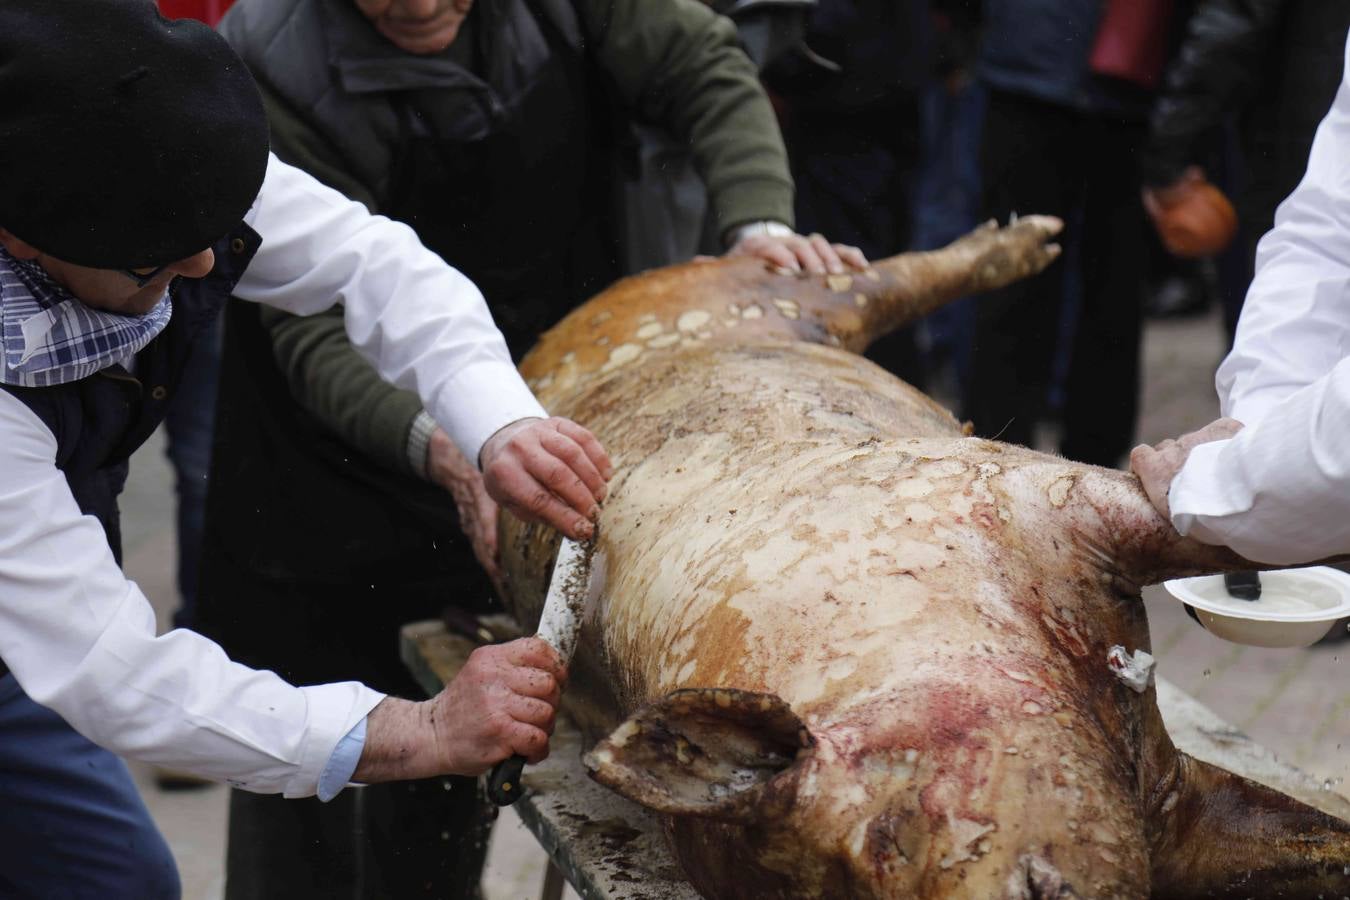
[977,0,1157,118]
[0,227,259,678]
[765,0,934,117]
[1143,0,1350,202]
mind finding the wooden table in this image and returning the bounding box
[401,621,699,900]
[402,620,1349,900]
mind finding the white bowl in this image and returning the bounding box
[1162,567,1350,648]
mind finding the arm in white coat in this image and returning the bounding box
[1166,34,1350,564]
[235,154,546,464]
[0,390,383,797]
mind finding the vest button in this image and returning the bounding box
[150,385,169,401]
[230,237,247,254]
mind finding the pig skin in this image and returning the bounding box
[498,218,1350,899]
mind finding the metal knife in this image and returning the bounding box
[487,535,595,806]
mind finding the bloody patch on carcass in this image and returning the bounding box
[1036,609,1091,658]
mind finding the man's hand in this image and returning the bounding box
[1129,417,1244,521]
[479,417,612,541]
[727,230,868,275]
[1141,165,1206,222]
[1142,165,1238,259]
[354,638,565,783]
[428,427,501,585]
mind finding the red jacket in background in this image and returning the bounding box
[157,0,234,26]
[1089,0,1177,90]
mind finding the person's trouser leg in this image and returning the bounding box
[163,310,223,630]
[785,109,929,387]
[912,81,987,394]
[1060,115,1147,467]
[224,776,491,899]
[963,90,1081,449]
[0,674,180,899]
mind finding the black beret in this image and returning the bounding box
[0,0,269,269]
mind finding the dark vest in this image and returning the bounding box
[0,226,260,678]
[223,0,617,349]
[197,0,618,693]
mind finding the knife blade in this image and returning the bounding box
[487,535,596,806]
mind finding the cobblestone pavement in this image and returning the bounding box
[119,307,1345,899]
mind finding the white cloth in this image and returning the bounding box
[0,153,546,797]
[1167,35,1350,565]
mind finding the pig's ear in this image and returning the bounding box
[583,688,814,822]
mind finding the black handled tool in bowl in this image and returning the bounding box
[1186,571,1262,624]
[1224,571,1262,601]
[487,535,594,806]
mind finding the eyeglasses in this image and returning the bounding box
[118,264,170,287]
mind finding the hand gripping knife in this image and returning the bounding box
[487,535,597,805]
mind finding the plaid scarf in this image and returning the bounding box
[0,247,172,387]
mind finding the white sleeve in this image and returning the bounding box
[0,392,384,798]
[235,154,546,463]
[1213,35,1350,426]
[1169,360,1350,564]
[1168,35,1350,563]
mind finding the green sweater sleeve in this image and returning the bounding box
[253,78,429,478]
[258,305,426,477]
[249,4,793,475]
[578,0,795,235]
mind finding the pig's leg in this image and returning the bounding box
[824,216,1065,353]
[520,217,1062,392]
[994,450,1260,590]
[708,216,1064,355]
[1147,754,1350,898]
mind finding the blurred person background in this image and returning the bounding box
[1142,0,1350,342]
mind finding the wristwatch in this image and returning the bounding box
[725,220,794,248]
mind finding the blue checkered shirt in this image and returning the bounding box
[0,247,172,387]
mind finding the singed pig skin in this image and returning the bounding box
[498,219,1350,899]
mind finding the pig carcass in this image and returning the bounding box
[500,218,1350,899]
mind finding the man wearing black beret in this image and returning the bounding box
[0,1,610,895]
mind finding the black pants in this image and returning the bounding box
[225,778,492,900]
[783,104,928,388]
[962,89,1147,467]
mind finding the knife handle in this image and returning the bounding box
[487,754,527,806]
[1224,570,1262,601]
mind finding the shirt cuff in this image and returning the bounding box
[1167,438,1250,538]
[429,359,547,466]
[406,410,439,481]
[317,717,368,802]
[283,683,384,799]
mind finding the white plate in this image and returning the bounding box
[1162,567,1350,648]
